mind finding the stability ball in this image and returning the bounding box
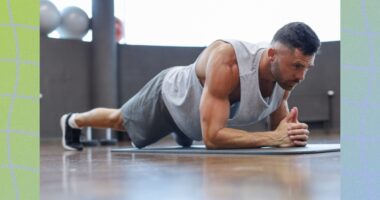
[40,0,61,35]
[58,6,90,39]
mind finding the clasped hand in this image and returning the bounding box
[276,107,309,147]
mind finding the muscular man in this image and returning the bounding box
[60,22,320,151]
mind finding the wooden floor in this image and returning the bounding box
[41,132,340,200]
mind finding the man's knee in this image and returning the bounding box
[108,110,124,130]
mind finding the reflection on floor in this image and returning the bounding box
[41,132,340,200]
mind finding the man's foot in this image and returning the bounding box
[60,113,83,151]
[171,132,193,147]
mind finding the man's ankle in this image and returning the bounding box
[68,113,80,129]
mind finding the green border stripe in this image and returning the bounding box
[0,0,39,200]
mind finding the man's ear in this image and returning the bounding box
[268,48,276,62]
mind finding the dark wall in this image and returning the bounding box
[41,37,340,138]
[41,38,92,138]
[288,41,340,132]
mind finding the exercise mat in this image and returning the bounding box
[111,144,340,155]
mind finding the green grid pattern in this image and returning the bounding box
[0,0,39,200]
[342,0,380,199]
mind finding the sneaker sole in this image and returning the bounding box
[60,114,78,151]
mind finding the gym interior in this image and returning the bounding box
[40,0,340,199]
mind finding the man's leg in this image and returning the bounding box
[61,108,125,151]
[73,108,125,131]
[171,132,193,147]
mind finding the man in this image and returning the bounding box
[60,22,320,151]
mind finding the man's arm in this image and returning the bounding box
[270,91,291,130]
[199,43,293,149]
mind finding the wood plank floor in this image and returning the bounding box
[41,133,340,200]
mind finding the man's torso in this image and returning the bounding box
[161,39,285,140]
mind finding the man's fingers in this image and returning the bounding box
[288,129,309,136]
[286,108,296,122]
[288,123,308,130]
[289,134,309,141]
[292,107,298,122]
[293,140,307,147]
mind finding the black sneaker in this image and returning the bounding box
[60,113,83,151]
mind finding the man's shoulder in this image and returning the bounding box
[213,39,269,55]
[201,40,236,65]
[208,40,234,52]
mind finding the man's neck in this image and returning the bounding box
[257,49,276,98]
[259,49,275,82]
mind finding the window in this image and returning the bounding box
[115,0,340,46]
[46,0,340,46]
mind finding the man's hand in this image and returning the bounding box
[275,107,309,147]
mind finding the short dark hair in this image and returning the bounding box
[272,22,320,55]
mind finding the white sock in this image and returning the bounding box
[68,113,80,128]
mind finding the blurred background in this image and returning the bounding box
[40,0,340,143]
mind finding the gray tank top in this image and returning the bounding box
[161,39,285,141]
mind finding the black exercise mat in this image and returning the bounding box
[111,144,340,155]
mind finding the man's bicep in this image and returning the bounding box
[199,86,230,141]
[200,43,238,140]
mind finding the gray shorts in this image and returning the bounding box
[120,69,185,148]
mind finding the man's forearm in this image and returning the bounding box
[204,127,281,149]
[270,100,289,130]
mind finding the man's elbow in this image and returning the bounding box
[204,139,218,149]
[203,133,220,149]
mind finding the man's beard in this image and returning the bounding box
[271,61,297,91]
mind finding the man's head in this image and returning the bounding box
[268,22,320,91]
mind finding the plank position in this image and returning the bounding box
[60,22,320,151]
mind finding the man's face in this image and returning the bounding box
[270,46,315,91]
